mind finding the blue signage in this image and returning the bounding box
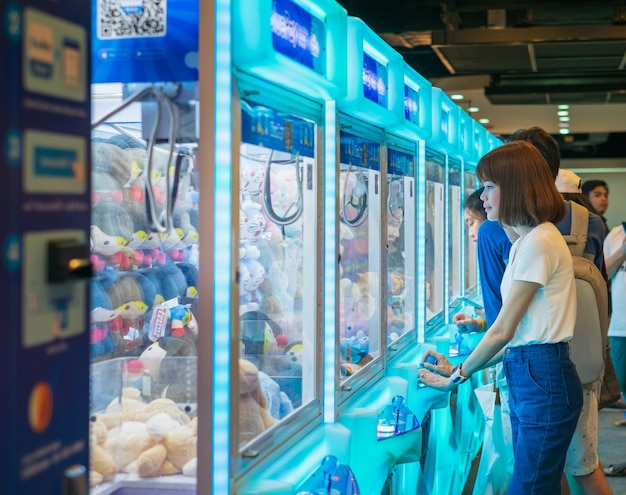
[388,149,414,177]
[241,100,316,158]
[362,52,388,108]
[404,84,420,125]
[92,0,199,83]
[340,131,381,170]
[271,0,326,75]
[441,107,449,139]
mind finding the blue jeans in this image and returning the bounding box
[503,342,583,495]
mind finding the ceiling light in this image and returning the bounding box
[559,116,570,122]
[559,128,570,135]
[478,118,490,124]
[468,106,479,113]
[557,110,569,117]
[558,122,570,128]
[558,104,570,110]
[451,94,464,100]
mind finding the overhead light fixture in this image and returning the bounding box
[558,122,570,128]
[559,116,570,122]
[468,106,479,113]
[558,104,570,110]
[451,94,464,100]
[559,128,570,134]
[478,118,489,124]
[557,110,569,117]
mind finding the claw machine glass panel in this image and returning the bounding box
[236,86,320,451]
[89,0,200,492]
[231,0,349,485]
[338,122,383,380]
[386,62,432,343]
[386,146,416,348]
[463,170,480,293]
[448,158,462,304]
[337,16,403,384]
[424,88,458,327]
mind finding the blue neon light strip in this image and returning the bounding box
[323,101,337,422]
[214,0,231,492]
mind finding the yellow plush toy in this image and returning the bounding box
[239,358,275,445]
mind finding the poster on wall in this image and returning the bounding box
[0,1,91,494]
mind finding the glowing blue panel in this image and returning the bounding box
[233,0,347,100]
[430,87,459,155]
[340,17,403,127]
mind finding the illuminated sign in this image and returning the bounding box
[362,52,387,107]
[404,84,420,125]
[271,0,325,75]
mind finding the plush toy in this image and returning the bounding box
[91,390,197,483]
[239,358,275,445]
[169,304,198,340]
[89,417,117,487]
[239,258,266,314]
[126,337,196,402]
[90,272,125,362]
[258,370,293,420]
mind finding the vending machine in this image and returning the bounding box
[0,2,92,494]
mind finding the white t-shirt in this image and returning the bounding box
[501,222,576,346]
[605,225,626,337]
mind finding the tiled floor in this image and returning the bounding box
[598,406,626,494]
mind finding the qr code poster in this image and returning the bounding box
[97,0,166,40]
[92,0,198,83]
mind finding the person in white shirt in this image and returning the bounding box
[419,141,583,495]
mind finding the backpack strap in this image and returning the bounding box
[563,201,589,259]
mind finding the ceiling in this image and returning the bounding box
[335,1,626,156]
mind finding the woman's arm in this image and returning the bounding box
[419,280,540,390]
[605,240,626,278]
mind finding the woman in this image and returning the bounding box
[419,141,583,495]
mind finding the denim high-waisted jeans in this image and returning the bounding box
[503,342,583,495]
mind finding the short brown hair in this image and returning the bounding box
[477,141,565,227]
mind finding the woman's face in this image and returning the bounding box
[464,208,485,243]
[588,186,609,215]
[480,181,500,221]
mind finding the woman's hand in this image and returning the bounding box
[453,312,486,332]
[421,350,455,377]
[418,368,456,392]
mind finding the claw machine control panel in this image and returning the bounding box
[1,2,91,494]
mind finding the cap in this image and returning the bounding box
[555,169,582,194]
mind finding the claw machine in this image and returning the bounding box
[231,1,365,494]
[332,16,425,495]
[1,1,92,494]
[88,0,201,493]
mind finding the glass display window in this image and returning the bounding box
[237,98,319,449]
[89,82,200,491]
[338,128,382,381]
[448,158,462,304]
[424,150,445,326]
[385,147,416,348]
[463,171,480,292]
